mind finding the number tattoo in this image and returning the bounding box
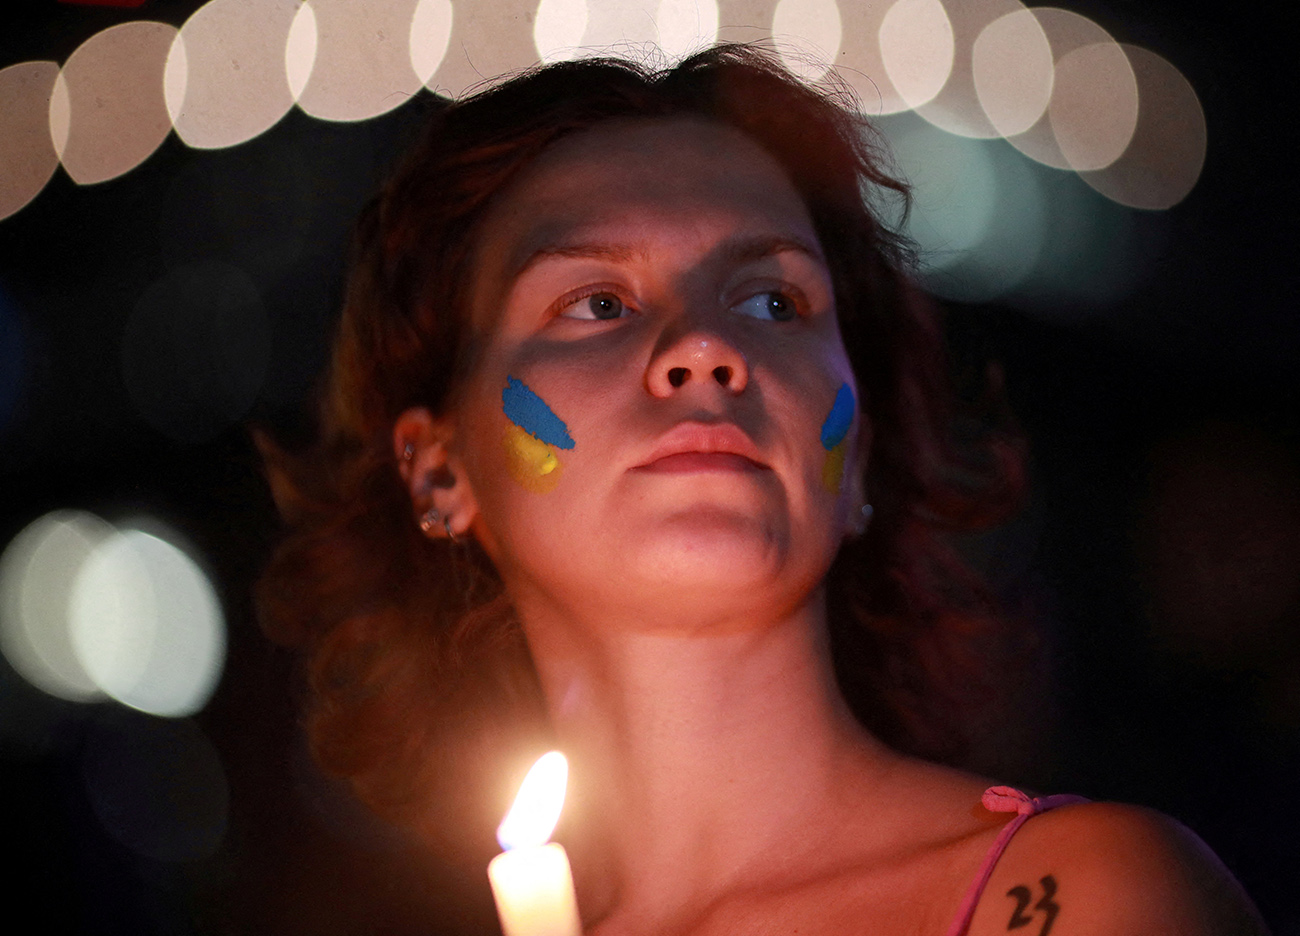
[1005,875,1059,936]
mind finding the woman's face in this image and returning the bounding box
[448,117,865,632]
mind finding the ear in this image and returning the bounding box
[393,407,479,541]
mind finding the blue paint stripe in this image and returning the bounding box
[502,376,575,449]
[820,383,855,450]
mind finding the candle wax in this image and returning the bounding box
[488,842,581,936]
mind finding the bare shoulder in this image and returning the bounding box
[967,800,1270,935]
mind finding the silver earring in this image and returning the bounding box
[418,507,440,535]
[443,515,458,544]
[401,442,415,463]
[851,503,873,537]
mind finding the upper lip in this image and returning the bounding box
[634,421,768,469]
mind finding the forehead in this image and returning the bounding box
[472,117,822,286]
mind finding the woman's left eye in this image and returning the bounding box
[560,291,629,320]
[731,291,799,322]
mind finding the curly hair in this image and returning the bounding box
[256,44,1026,854]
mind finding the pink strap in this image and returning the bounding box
[943,787,1089,936]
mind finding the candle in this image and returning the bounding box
[488,751,582,936]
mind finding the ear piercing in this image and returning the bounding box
[418,507,459,543]
[851,503,874,537]
[401,442,415,463]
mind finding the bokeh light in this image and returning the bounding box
[534,0,592,63]
[972,7,1053,137]
[0,62,61,222]
[50,21,178,185]
[773,0,843,82]
[81,715,229,862]
[878,0,954,111]
[121,260,271,444]
[435,0,541,97]
[0,511,114,703]
[410,0,455,86]
[655,0,720,61]
[1048,39,1138,171]
[833,0,908,114]
[164,0,301,149]
[68,523,226,718]
[879,111,1047,303]
[1001,7,1113,170]
[913,0,1025,139]
[293,0,425,121]
[1080,45,1207,210]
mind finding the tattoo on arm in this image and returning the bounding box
[1006,875,1059,936]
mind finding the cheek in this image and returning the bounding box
[498,375,576,494]
[814,381,857,494]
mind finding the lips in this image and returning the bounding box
[633,422,767,472]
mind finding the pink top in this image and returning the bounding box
[943,786,1090,936]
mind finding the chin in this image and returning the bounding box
[623,509,791,599]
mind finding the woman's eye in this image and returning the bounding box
[732,291,798,322]
[561,291,628,320]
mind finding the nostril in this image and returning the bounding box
[668,367,689,388]
[712,365,732,386]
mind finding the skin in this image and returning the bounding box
[394,118,1269,935]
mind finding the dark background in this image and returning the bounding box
[2,0,1297,932]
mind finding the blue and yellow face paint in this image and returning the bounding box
[501,376,574,493]
[819,383,855,493]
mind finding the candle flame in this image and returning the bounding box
[497,751,568,851]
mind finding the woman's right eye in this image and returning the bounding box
[559,291,629,321]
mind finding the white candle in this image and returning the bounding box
[488,752,581,936]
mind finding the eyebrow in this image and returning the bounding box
[509,233,827,282]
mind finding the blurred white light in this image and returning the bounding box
[410,0,455,86]
[656,0,720,61]
[52,21,178,185]
[69,525,225,718]
[0,511,113,702]
[0,62,61,222]
[1049,40,1138,171]
[436,0,541,97]
[166,0,301,149]
[285,1,318,101]
[534,0,589,63]
[580,0,660,52]
[293,0,424,122]
[913,0,1025,139]
[972,8,1053,137]
[773,0,843,82]
[1080,45,1206,210]
[1001,8,1113,170]
[879,0,954,110]
[834,0,908,115]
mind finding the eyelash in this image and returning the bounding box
[551,286,635,321]
[547,283,811,322]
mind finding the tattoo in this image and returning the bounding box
[1006,875,1059,936]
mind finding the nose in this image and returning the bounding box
[645,325,749,398]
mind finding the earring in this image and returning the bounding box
[401,442,415,463]
[851,503,874,537]
[443,515,459,544]
[418,507,440,535]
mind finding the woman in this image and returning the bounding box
[258,45,1267,934]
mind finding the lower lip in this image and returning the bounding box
[636,452,763,473]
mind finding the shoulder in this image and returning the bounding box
[966,799,1270,935]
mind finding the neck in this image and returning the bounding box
[518,596,901,930]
